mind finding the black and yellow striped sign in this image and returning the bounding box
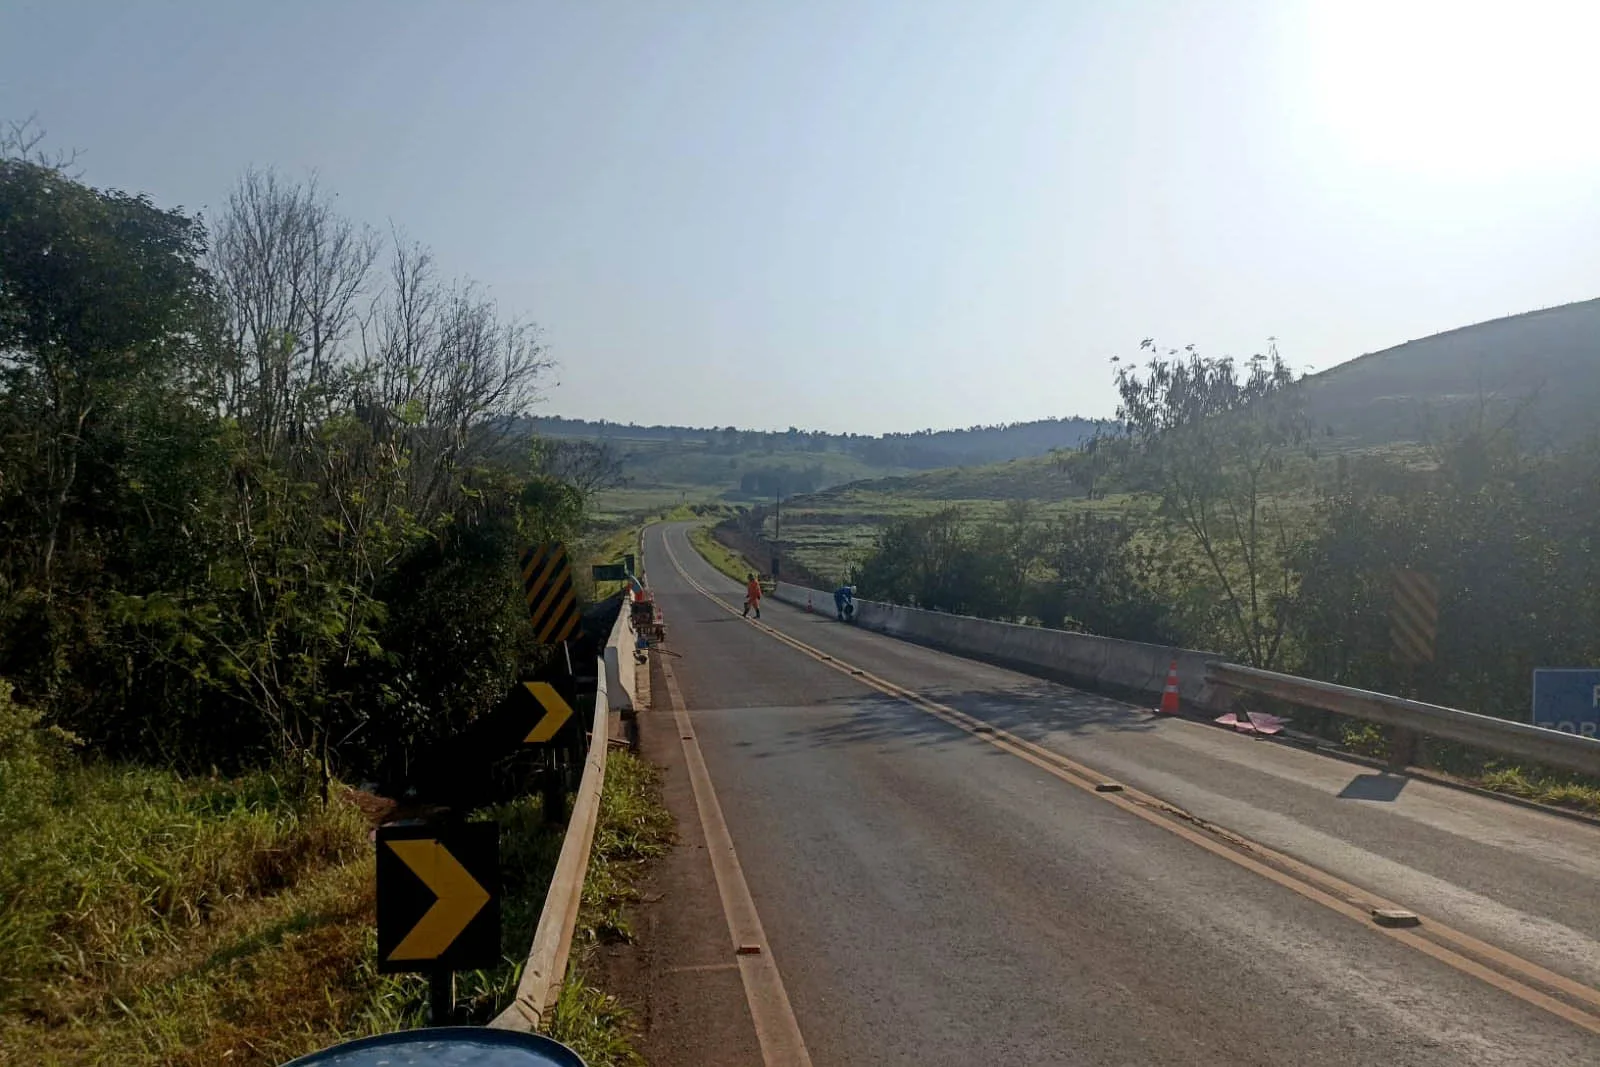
[519,542,581,643]
[1391,568,1439,665]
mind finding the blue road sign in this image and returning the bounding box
[1531,669,1600,739]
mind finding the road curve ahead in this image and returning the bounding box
[644,521,1600,1066]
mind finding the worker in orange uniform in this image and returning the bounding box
[743,573,763,619]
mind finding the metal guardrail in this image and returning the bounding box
[1208,661,1600,780]
[489,608,629,1033]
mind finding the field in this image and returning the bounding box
[758,438,1423,586]
[582,442,911,525]
[590,486,716,523]
[752,453,1134,584]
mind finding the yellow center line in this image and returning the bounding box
[659,527,1600,1038]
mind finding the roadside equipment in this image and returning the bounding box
[1158,661,1180,715]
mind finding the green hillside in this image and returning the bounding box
[800,453,1077,507]
[618,442,904,493]
[1301,298,1600,446]
[530,414,1103,512]
[745,298,1600,580]
[746,455,1113,582]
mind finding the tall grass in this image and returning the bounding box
[0,678,393,1064]
[0,680,676,1065]
[547,751,673,1067]
[2,765,368,1015]
[688,523,758,585]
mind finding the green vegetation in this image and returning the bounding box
[591,486,719,523]
[530,415,1103,481]
[0,674,385,1064]
[845,504,1179,644]
[690,524,760,584]
[1110,340,1308,666]
[778,342,1600,809]
[0,127,649,1059]
[534,414,1113,512]
[1479,767,1600,816]
[547,751,674,1067]
[0,677,677,1064]
[0,148,582,787]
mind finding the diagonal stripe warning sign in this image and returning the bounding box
[377,822,499,973]
[519,542,581,644]
[1390,568,1439,665]
[521,681,574,743]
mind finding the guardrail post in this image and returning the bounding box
[1388,727,1418,771]
[541,768,564,825]
[429,972,454,1026]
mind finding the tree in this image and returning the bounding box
[532,437,625,499]
[0,155,212,593]
[1054,432,1111,500]
[1110,341,1307,666]
[1032,513,1174,641]
[853,508,1009,617]
[1,153,578,782]
[0,115,81,174]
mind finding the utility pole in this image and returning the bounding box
[772,487,782,579]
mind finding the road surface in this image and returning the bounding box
[637,521,1600,1066]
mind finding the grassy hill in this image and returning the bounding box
[537,414,1103,517]
[802,453,1078,506]
[594,297,1600,535]
[748,455,1119,582]
[748,298,1600,579]
[1301,298,1600,446]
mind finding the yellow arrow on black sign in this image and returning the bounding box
[523,681,574,743]
[376,822,500,973]
[385,839,492,960]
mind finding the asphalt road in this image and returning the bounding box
[644,521,1600,1066]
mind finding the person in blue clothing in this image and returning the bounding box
[834,585,855,622]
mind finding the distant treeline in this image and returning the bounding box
[526,415,1107,470]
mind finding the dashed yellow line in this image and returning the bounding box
[659,526,1600,1038]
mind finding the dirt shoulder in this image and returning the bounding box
[586,653,763,1067]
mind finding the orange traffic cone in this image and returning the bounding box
[1158,660,1180,715]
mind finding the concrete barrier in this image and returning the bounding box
[603,600,636,711]
[774,581,1228,711]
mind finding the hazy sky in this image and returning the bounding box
[6,1,1600,433]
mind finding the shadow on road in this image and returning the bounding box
[1337,772,1409,802]
[763,679,1160,757]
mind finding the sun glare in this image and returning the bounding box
[1307,0,1600,177]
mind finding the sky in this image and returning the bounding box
[5,0,1600,434]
